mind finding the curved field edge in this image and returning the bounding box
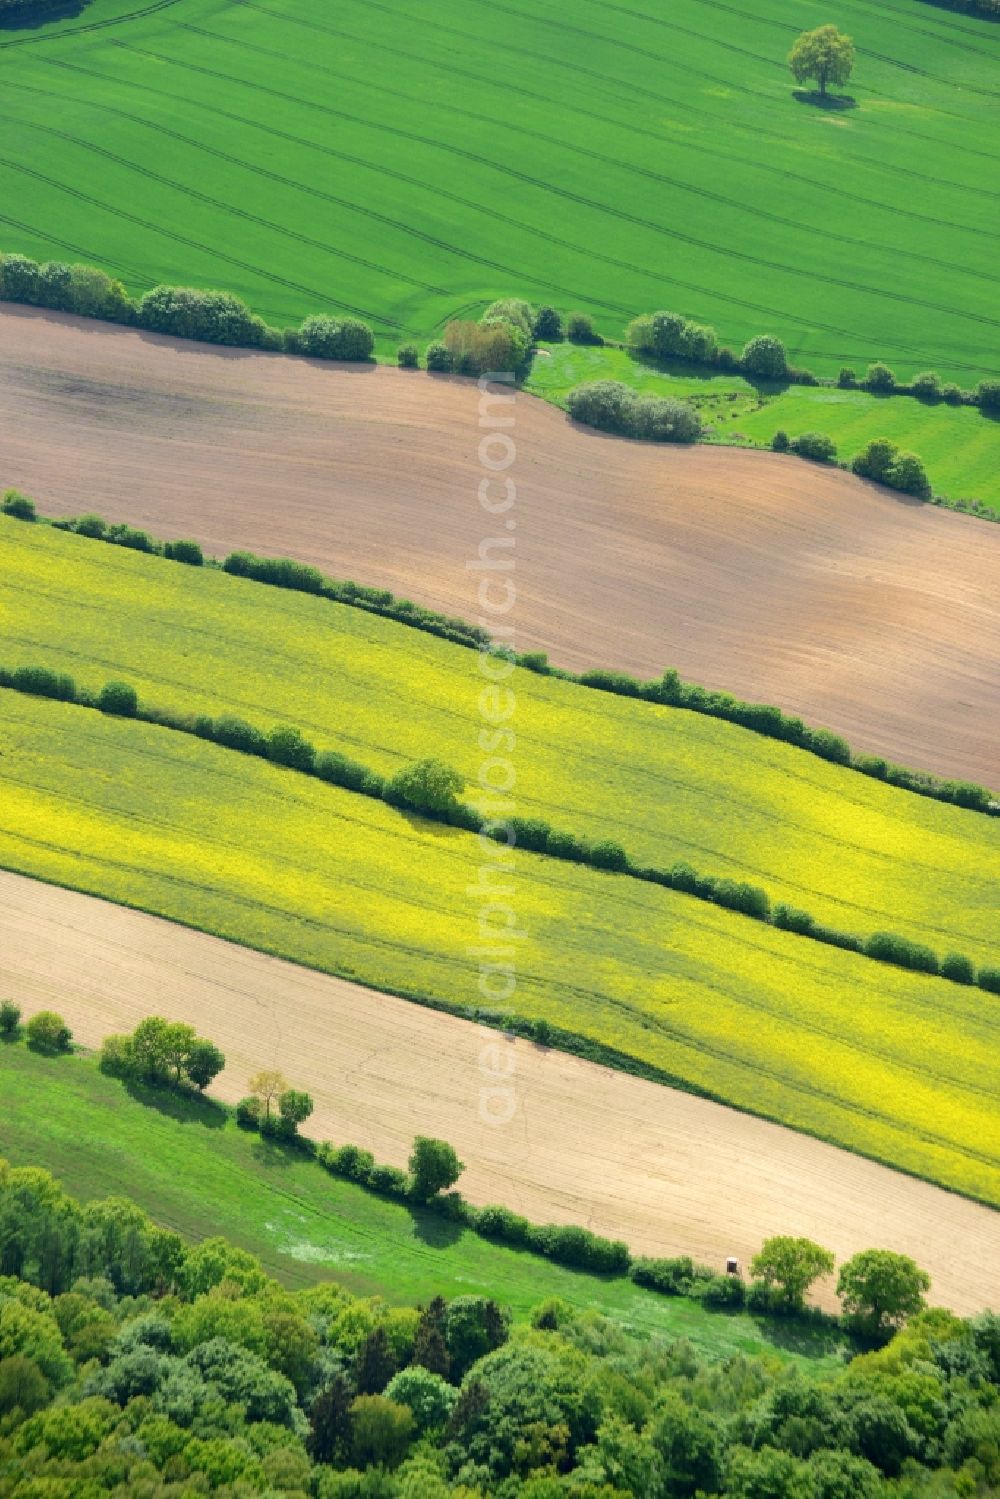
[3,309,997,790]
[526,342,1000,517]
[0,690,997,1207]
[2,867,998,1316]
[0,1049,844,1360]
[0,0,998,378]
[2,517,997,970]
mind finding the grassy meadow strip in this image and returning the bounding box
[0,0,997,376]
[0,690,997,1206]
[1,516,997,970]
[0,1046,838,1363]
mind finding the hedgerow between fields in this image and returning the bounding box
[1,660,997,998]
[0,689,997,1207]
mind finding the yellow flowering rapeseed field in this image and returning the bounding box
[0,691,996,1207]
[1,519,996,967]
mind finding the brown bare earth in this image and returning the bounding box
[1,306,998,786]
[2,870,997,1314]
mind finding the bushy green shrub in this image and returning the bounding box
[940,953,975,985]
[771,430,790,452]
[396,342,419,368]
[7,665,76,701]
[975,378,1000,412]
[863,931,940,975]
[26,1010,72,1053]
[566,311,601,344]
[910,371,942,400]
[98,681,138,717]
[163,539,204,565]
[533,304,563,340]
[864,361,897,393]
[0,1000,21,1037]
[138,286,270,347]
[978,967,1000,994]
[790,431,837,463]
[424,340,452,372]
[1,488,36,521]
[837,367,857,387]
[297,315,375,361]
[701,1274,745,1309]
[942,382,964,405]
[236,1096,263,1130]
[566,380,698,441]
[740,334,787,378]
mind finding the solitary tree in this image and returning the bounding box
[750,1236,835,1311]
[837,1249,930,1339]
[788,24,855,98]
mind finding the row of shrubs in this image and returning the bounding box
[0,252,376,360]
[3,654,997,994]
[5,487,994,815]
[2,490,492,651]
[771,430,933,499]
[564,380,702,443]
[625,303,1000,411]
[5,247,997,406]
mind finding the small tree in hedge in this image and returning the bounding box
[386,758,463,816]
[790,431,837,463]
[771,430,790,452]
[248,1069,288,1119]
[98,681,138,717]
[864,362,897,393]
[408,1137,463,1202]
[278,1088,314,1135]
[566,311,601,345]
[886,451,931,499]
[852,437,897,483]
[837,367,856,388]
[1,489,36,521]
[741,335,787,379]
[0,1001,21,1038]
[425,341,452,372]
[26,1011,72,1053]
[910,371,942,401]
[266,725,315,772]
[533,304,563,340]
[975,378,1000,412]
[186,1039,226,1090]
[396,342,419,368]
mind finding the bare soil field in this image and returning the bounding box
[1,306,998,786]
[1,869,996,1314]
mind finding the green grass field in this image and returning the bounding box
[1,688,997,1205]
[1,0,997,379]
[0,1044,842,1363]
[526,343,1000,514]
[2,518,997,969]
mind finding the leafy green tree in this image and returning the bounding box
[726,1443,812,1498]
[25,1011,72,1054]
[741,335,788,378]
[408,1137,464,1202]
[185,1038,225,1090]
[444,1295,510,1380]
[851,437,898,483]
[789,432,837,463]
[386,759,464,817]
[648,1392,723,1496]
[864,362,897,393]
[975,377,1000,412]
[355,1324,397,1394]
[750,1236,835,1311]
[788,24,855,97]
[397,342,419,368]
[0,1354,50,1416]
[412,1296,451,1379]
[910,371,942,400]
[886,451,931,499]
[0,1001,21,1037]
[837,1249,930,1339]
[385,1365,456,1432]
[278,1089,314,1129]
[425,340,452,372]
[308,1372,354,1464]
[266,724,316,772]
[566,311,601,345]
[533,305,563,340]
[1,489,36,521]
[350,1393,414,1469]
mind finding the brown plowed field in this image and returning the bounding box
[1,869,997,1314]
[2,305,997,786]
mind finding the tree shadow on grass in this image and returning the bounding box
[249,1136,302,1170]
[0,0,86,30]
[408,1207,465,1248]
[122,1077,227,1129]
[750,1313,844,1359]
[793,89,858,111]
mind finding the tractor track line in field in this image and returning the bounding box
[0,156,409,332]
[173,19,999,296]
[0,0,181,49]
[225,6,1000,251]
[106,39,1000,336]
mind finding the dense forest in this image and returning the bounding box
[0,1159,998,1497]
